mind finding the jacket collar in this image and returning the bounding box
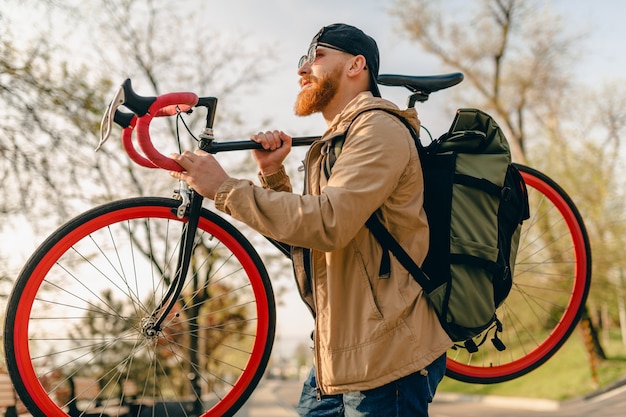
[322,91,420,141]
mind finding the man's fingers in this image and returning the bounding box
[279,131,292,145]
[170,151,196,169]
[193,149,210,156]
[251,130,283,150]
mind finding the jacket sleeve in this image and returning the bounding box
[214,112,416,251]
[257,165,292,192]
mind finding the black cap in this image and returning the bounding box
[311,23,381,97]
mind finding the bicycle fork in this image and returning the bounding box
[141,182,204,337]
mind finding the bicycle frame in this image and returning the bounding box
[96,73,469,349]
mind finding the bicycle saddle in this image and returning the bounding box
[377,72,464,94]
[377,72,463,106]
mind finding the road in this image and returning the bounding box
[235,377,626,417]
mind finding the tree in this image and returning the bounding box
[0,7,110,222]
[391,0,580,163]
[1,0,292,390]
[531,83,626,359]
[0,0,276,229]
[391,0,626,374]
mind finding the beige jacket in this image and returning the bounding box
[215,92,452,394]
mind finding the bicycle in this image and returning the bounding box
[3,74,591,417]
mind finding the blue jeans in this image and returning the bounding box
[295,353,446,417]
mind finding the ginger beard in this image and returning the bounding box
[294,65,343,116]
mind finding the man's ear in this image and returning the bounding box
[346,55,367,77]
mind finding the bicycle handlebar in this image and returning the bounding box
[201,136,320,153]
[98,72,463,171]
[97,78,321,171]
[134,92,199,171]
[97,79,202,171]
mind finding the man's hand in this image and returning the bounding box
[170,150,230,200]
[251,130,292,175]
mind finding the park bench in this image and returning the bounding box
[0,373,19,417]
[67,376,136,417]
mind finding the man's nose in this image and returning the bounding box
[297,61,310,76]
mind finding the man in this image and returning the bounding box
[171,23,452,417]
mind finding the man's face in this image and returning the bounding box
[294,46,348,116]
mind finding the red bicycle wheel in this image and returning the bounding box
[4,197,275,417]
[445,164,591,383]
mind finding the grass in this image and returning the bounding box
[438,331,626,401]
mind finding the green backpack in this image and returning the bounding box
[325,108,530,350]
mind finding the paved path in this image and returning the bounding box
[429,381,626,417]
[234,379,298,417]
[241,376,626,417]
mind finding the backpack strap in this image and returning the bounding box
[324,108,423,175]
[324,108,432,290]
[323,137,346,179]
[365,213,434,293]
[455,174,503,198]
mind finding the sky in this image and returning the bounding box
[6,0,626,357]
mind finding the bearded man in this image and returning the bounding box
[170,23,451,417]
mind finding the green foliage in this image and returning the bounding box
[439,333,626,400]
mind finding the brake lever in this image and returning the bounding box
[96,85,126,151]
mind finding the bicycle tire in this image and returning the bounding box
[4,197,276,417]
[445,164,592,384]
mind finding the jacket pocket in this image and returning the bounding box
[351,239,385,322]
